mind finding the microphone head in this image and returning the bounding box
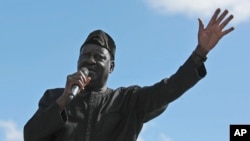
[81,67,89,76]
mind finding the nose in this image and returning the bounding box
[78,55,96,69]
[86,55,96,65]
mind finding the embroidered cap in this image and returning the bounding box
[81,29,116,60]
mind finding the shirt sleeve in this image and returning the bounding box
[131,53,207,122]
[24,88,67,141]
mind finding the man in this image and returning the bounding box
[24,8,234,141]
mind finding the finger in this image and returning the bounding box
[207,8,221,26]
[216,9,228,24]
[198,18,204,31]
[79,71,87,82]
[220,14,234,29]
[73,71,90,88]
[79,77,91,90]
[84,77,92,87]
[67,74,84,88]
[69,72,85,84]
[222,27,235,36]
[75,73,88,88]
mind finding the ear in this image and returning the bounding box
[109,61,115,73]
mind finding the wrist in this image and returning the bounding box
[192,50,207,63]
[56,92,69,111]
[195,45,209,57]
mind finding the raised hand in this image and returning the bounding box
[195,8,234,56]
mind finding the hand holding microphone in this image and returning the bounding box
[70,67,89,99]
[56,67,91,110]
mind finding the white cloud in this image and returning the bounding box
[138,133,173,141]
[159,133,173,141]
[138,122,173,141]
[137,136,145,141]
[0,120,23,141]
[146,0,250,24]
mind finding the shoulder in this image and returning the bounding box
[113,85,141,92]
[45,88,64,94]
[39,88,64,104]
[44,88,64,97]
[111,85,142,97]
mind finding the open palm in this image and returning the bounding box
[196,8,234,56]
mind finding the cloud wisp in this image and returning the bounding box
[146,0,250,24]
[137,122,173,141]
[0,120,23,141]
[159,133,173,141]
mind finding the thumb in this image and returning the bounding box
[85,77,92,85]
[81,77,91,90]
[198,18,204,32]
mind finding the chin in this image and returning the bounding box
[86,80,97,88]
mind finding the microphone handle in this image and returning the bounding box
[69,67,89,100]
[69,85,79,100]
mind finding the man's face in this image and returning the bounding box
[77,44,114,90]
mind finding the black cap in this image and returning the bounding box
[81,30,116,60]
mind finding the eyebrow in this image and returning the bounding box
[80,49,107,56]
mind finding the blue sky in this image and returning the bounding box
[0,0,250,141]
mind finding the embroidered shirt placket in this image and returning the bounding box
[85,91,96,141]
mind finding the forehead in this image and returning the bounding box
[80,44,110,55]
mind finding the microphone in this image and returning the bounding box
[69,67,89,99]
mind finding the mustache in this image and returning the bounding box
[79,64,97,72]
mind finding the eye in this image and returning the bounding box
[95,54,106,60]
[80,53,89,58]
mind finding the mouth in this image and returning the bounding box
[87,69,97,80]
[78,65,97,79]
[88,70,95,75]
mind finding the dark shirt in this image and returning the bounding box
[24,54,206,141]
